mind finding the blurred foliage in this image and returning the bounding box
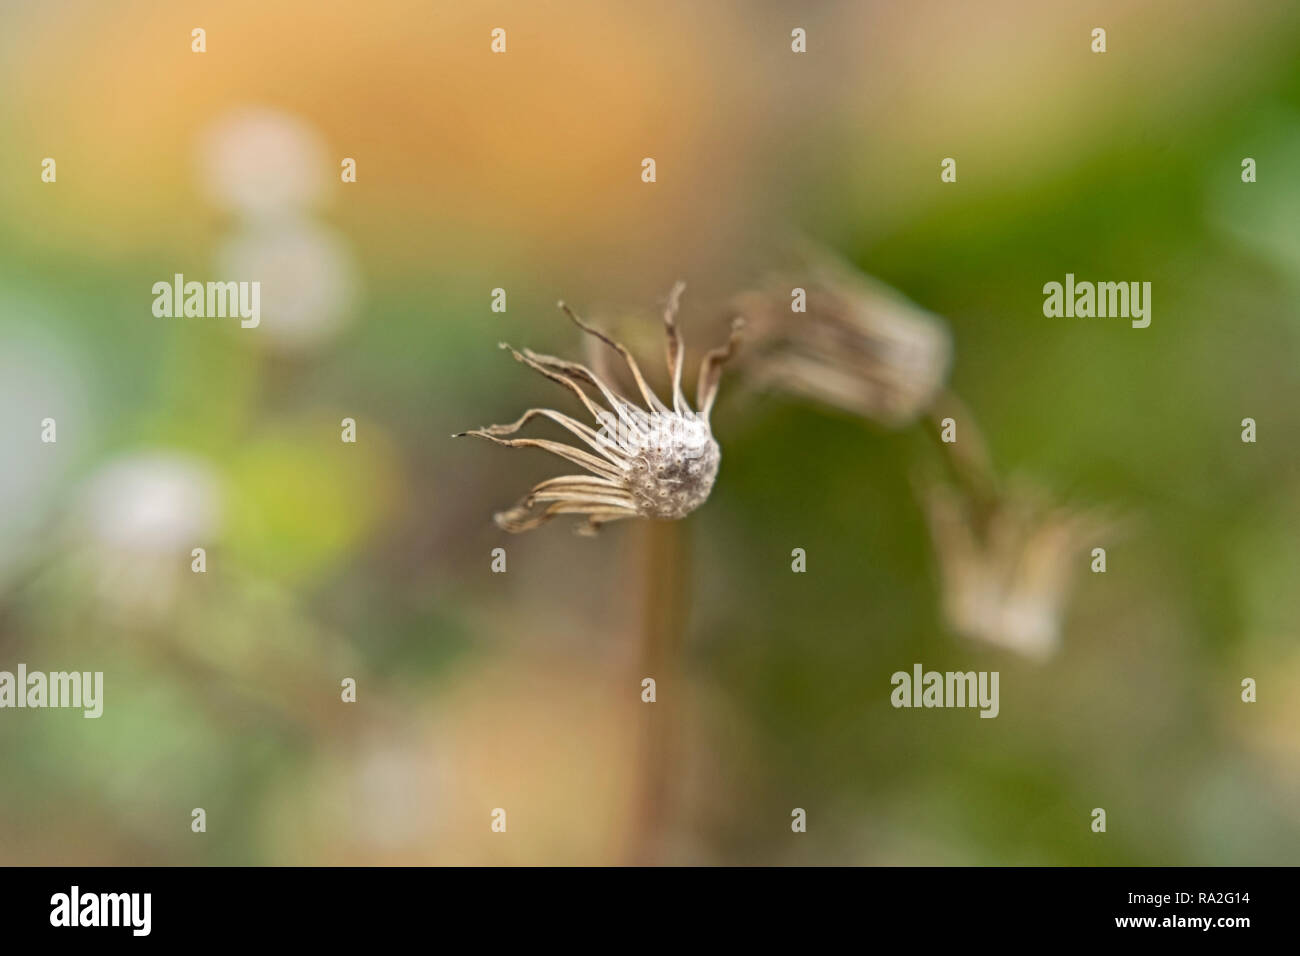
[1,0,1299,864]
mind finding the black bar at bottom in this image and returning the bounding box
[0,865,1277,941]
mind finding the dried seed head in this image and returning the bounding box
[457,283,741,534]
[618,413,721,519]
[735,247,951,427]
[920,478,1119,660]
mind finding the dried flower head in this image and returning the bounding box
[735,248,951,427]
[457,283,743,535]
[920,478,1115,660]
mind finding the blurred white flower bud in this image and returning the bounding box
[198,108,329,222]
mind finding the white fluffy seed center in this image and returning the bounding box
[621,418,720,519]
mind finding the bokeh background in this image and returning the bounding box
[2,0,1299,865]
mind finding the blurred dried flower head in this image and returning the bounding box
[82,453,222,554]
[458,282,742,535]
[197,108,329,222]
[216,221,360,351]
[921,478,1111,660]
[76,451,224,616]
[736,251,951,427]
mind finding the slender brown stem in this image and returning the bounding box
[923,388,1002,533]
[626,518,690,865]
